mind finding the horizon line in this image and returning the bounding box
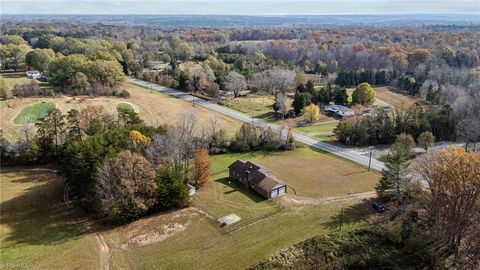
[3,12,480,16]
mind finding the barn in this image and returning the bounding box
[228,160,287,199]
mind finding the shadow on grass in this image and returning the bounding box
[216,177,266,203]
[0,170,90,246]
[322,200,374,231]
[254,111,276,121]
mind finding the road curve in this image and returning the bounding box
[128,78,385,171]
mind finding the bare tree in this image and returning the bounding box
[146,111,200,180]
[274,92,289,118]
[225,71,246,97]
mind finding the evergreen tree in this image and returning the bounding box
[293,92,307,115]
[334,87,349,105]
[375,143,410,200]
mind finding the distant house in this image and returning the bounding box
[324,104,354,119]
[228,160,287,199]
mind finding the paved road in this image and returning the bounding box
[129,78,385,171]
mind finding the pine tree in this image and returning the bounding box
[375,143,410,200]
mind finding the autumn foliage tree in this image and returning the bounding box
[95,150,157,223]
[414,147,480,266]
[302,104,321,123]
[192,148,211,187]
[352,82,375,106]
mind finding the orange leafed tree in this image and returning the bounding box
[192,148,211,188]
[130,130,150,147]
[415,147,480,266]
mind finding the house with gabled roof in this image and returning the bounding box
[228,160,287,199]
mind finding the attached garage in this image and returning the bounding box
[229,160,288,199]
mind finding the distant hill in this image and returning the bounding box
[2,14,480,28]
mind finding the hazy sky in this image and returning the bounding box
[1,0,479,15]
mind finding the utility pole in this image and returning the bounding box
[368,146,373,171]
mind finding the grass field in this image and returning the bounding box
[295,120,339,135]
[1,82,241,141]
[192,153,282,224]
[373,86,419,108]
[13,102,55,124]
[1,73,32,89]
[0,168,99,269]
[1,147,379,270]
[209,148,379,198]
[224,95,278,122]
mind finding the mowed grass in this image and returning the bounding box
[0,168,99,269]
[116,102,134,112]
[1,73,32,89]
[126,199,370,270]
[193,154,282,223]
[225,95,277,122]
[109,148,378,269]
[210,148,379,199]
[13,102,55,124]
[295,120,339,135]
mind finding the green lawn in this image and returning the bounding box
[116,102,134,112]
[127,199,371,270]
[295,120,339,135]
[0,169,99,269]
[209,148,379,199]
[1,73,32,89]
[193,152,283,224]
[13,102,55,124]
[224,95,280,122]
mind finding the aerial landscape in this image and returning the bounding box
[0,0,479,269]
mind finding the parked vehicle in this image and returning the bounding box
[26,70,41,79]
[37,75,49,82]
[372,202,385,212]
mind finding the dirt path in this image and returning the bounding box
[279,191,376,208]
[95,233,111,270]
[63,184,111,270]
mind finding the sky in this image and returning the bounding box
[1,0,479,15]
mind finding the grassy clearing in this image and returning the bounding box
[346,88,391,107]
[373,86,419,108]
[116,102,134,112]
[1,73,32,89]
[209,148,379,199]
[13,102,55,124]
[193,154,282,223]
[126,200,371,270]
[225,95,278,122]
[0,168,99,269]
[295,120,339,135]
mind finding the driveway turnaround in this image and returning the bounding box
[128,78,386,171]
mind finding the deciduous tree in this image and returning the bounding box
[352,82,375,106]
[192,148,211,187]
[96,150,157,223]
[415,147,480,266]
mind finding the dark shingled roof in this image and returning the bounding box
[229,161,286,193]
[228,160,245,171]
